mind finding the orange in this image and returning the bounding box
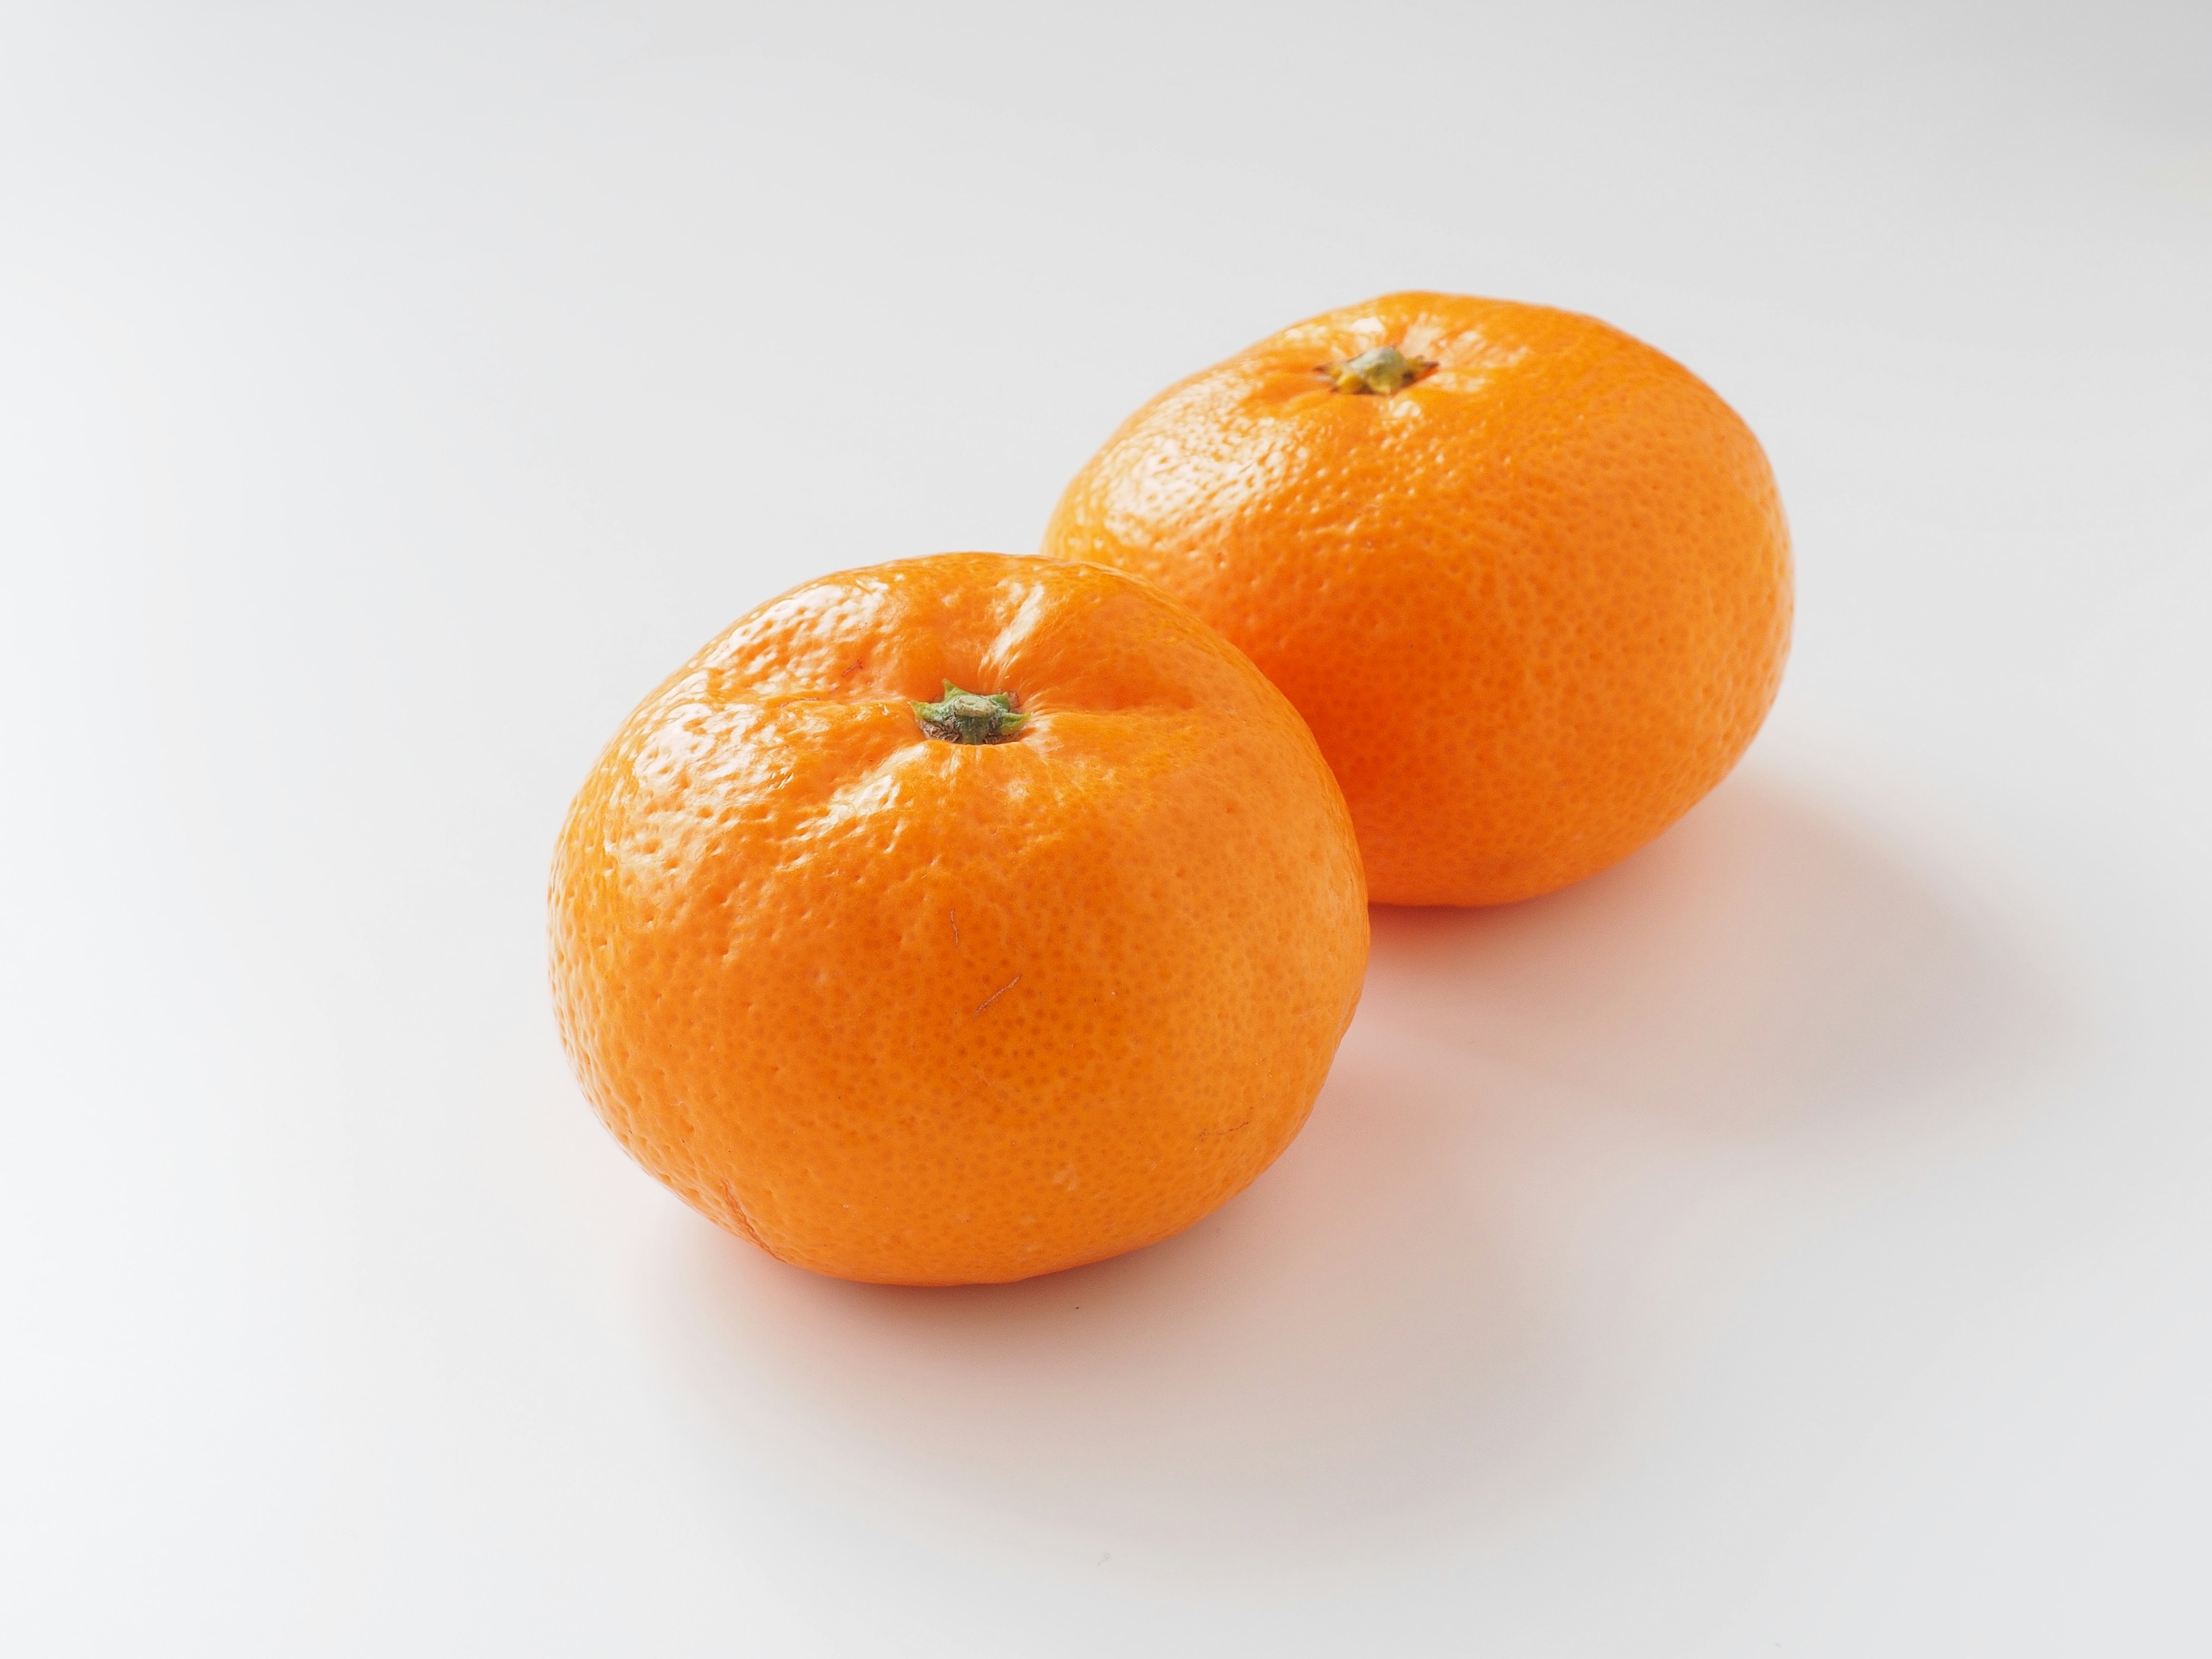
[1043,291,1793,906]
[548,553,1369,1285]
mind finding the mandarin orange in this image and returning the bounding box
[550,553,1369,1285]
[1043,292,1793,906]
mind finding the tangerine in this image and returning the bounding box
[549,553,1369,1285]
[1043,292,1793,906]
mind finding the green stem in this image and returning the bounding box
[911,682,1028,745]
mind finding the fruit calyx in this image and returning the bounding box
[1321,344,1437,395]
[911,682,1028,744]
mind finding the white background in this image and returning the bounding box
[5,3,2209,1653]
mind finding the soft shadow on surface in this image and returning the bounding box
[654,769,2062,1578]
[668,1041,1575,1573]
[1359,769,2052,1131]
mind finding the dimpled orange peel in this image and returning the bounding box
[1043,291,1794,906]
[549,553,1369,1285]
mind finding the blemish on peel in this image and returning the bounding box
[972,974,1021,1017]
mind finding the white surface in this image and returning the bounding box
[4,3,2209,1653]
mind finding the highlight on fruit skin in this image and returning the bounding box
[1042,291,1794,908]
[548,552,1370,1286]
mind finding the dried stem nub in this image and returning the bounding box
[1321,343,1437,395]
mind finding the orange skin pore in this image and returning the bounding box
[1043,292,1794,907]
[550,554,1369,1285]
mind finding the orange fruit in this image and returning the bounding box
[1043,291,1793,906]
[549,553,1369,1285]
